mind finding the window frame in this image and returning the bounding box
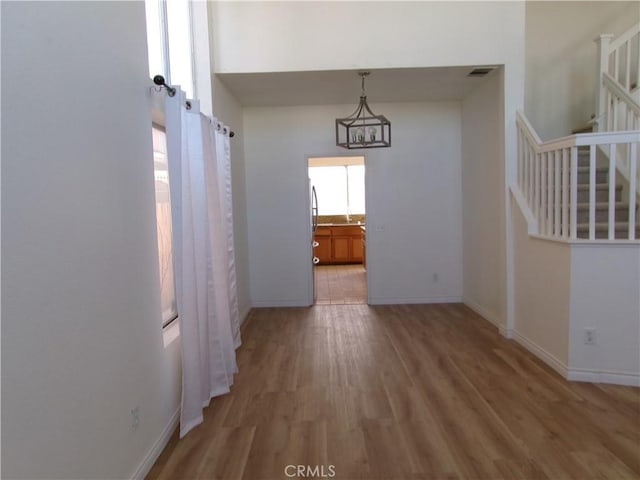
[151,122,179,329]
[145,0,197,100]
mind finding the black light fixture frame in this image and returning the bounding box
[336,72,391,149]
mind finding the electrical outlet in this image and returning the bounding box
[584,328,596,345]
[131,406,140,431]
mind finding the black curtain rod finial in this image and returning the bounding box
[153,75,176,97]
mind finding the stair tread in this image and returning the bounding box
[577,221,638,229]
[576,166,608,172]
[576,183,622,189]
[576,202,629,210]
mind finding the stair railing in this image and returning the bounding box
[516,111,638,241]
[602,72,640,183]
[593,25,640,211]
[595,25,639,130]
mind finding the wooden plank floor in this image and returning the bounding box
[314,265,366,305]
[147,304,640,480]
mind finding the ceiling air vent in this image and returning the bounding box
[468,68,494,77]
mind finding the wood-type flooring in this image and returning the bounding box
[314,265,367,305]
[147,303,640,480]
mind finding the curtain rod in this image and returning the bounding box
[152,75,235,138]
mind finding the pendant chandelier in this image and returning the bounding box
[336,71,391,149]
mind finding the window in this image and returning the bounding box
[145,0,193,327]
[309,164,365,216]
[151,126,178,327]
[145,0,195,99]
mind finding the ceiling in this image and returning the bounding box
[216,66,500,107]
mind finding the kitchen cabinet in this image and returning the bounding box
[314,227,332,264]
[352,230,364,261]
[361,227,366,269]
[314,226,363,264]
[332,236,350,262]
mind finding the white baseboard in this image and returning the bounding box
[462,297,502,327]
[499,326,513,339]
[511,330,569,378]
[130,408,180,480]
[239,304,251,325]
[511,330,640,386]
[567,369,640,387]
[368,295,462,305]
[251,300,310,308]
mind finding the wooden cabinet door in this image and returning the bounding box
[361,231,366,268]
[332,237,350,262]
[314,235,332,264]
[351,234,364,261]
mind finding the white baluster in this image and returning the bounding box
[529,145,534,209]
[609,143,617,240]
[570,147,578,239]
[547,152,553,235]
[589,145,597,240]
[518,129,523,191]
[625,40,631,90]
[540,153,545,230]
[534,152,540,227]
[562,148,569,239]
[595,34,613,132]
[555,150,561,237]
[629,142,637,240]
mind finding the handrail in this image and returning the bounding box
[516,110,639,241]
[609,23,640,52]
[515,111,543,147]
[516,112,639,151]
[596,24,640,127]
[603,73,640,116]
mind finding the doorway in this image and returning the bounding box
[308,156,367,304]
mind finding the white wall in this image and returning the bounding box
[461,72,506,329]
[2,2,180,478]
[211,76,251,321]
[568,245,640,384]
[511,194,639,385]
[525,1,639,140]
[212,0,525,312]
[243,102,463,306]
[512,199,571,370]
[210,1,525,188]
[212,1,524,75]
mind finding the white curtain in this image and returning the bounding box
[159,89,240,437]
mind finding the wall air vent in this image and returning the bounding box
[468,68,494,77]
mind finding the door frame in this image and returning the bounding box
[305,153,369,305]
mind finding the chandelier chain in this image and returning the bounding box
[359,71,370,97]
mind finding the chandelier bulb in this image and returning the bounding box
[368,126,377,141]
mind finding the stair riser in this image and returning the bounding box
[576,189,622,202]
[577,159,590,167]
[577,208,631,223]
[576,171,608,184]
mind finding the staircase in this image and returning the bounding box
[515,23,639,242]
[575,147,639,239]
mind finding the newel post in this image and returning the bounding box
[594,34,614,132]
